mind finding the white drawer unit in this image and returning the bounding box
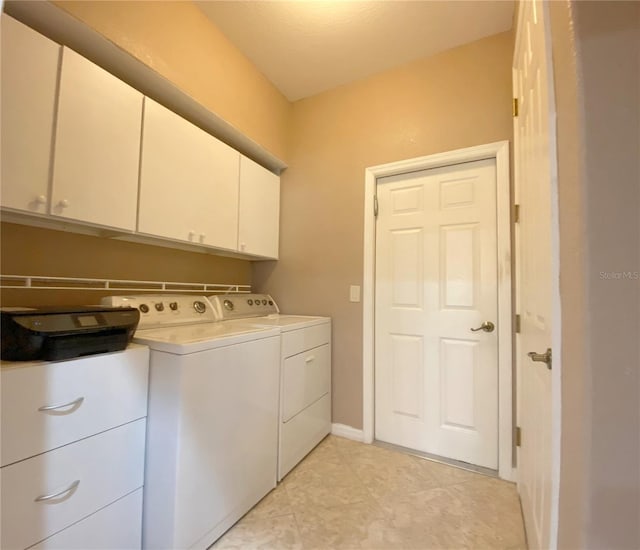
[0,345,149,550]
[1,345,149,466]
[1,419,146,550]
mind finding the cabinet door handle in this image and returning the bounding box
[35,480,80,502]
[58,199,70,208]
[200,233,206,242]
[38,396,84,412]
[35,195,47,205]
[305,355,315,363]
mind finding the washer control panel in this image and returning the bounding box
[102,295,217,329]
[211,294,279,320]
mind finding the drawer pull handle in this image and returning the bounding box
[35,480,80,502]
[305,356,315,363]
[38,396,85,413]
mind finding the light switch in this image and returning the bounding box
[349,285,361,303]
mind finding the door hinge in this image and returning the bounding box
[515,426,522,447]
[515,314,521,333]
[374,195,379,218]
[513,204,520,223]
[512,97,519,117]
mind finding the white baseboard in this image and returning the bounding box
[331,423,365,442]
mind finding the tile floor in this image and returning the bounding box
[213,435,527,550]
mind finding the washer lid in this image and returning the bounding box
[133,322,279,354]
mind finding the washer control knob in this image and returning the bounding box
[262,299,267,305]
[169,302,178,311]
[155,302,164,312]
[223,299,234,311]
[139,304,149,313]
[268,300,273,306]
[193,300,207,314]
[247,299,253,306]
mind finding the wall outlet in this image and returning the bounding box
[349,285,361,303]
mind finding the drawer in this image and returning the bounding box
[281,322,331,358]
[282,343,331,422]
[1,345,149,466]
[279,393,331,481]
[1,419,146,550]
[32,489,142,550]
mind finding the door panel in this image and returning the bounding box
[513,1,557,547]
[375,158,498,469]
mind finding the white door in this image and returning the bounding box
[375,158,499,469]
[513,1,558,548]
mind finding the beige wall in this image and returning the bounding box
[0,223,251,307]
[54,1,291,161]
[550,1,640,548]
[572,2,639,547]
[253,31,514,428]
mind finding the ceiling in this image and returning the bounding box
[196,1,514,101]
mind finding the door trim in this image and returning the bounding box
[362,141,514,481]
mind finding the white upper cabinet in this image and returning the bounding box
[0,17,282,259]
[51,47,143,231]
[138,98,240,250]
[1,15,60,214]
[238,156,280,259]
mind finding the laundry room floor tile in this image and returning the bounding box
[211,513,303,550]
[212,435,527,550]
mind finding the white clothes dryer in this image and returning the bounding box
[208,294,332,480]
[102,295,280,549]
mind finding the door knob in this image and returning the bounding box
[470,321,495,333]
[528,348,552,369]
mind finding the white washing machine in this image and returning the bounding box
[209,294,332,480]
[102,295,280,549]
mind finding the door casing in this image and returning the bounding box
[362,141,514,481]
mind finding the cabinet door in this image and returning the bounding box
[1,15,60,213]
[51,47,142,231]
[238,156,280,259]
[138,98,239,249]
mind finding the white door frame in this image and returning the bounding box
[362,141,514,481]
